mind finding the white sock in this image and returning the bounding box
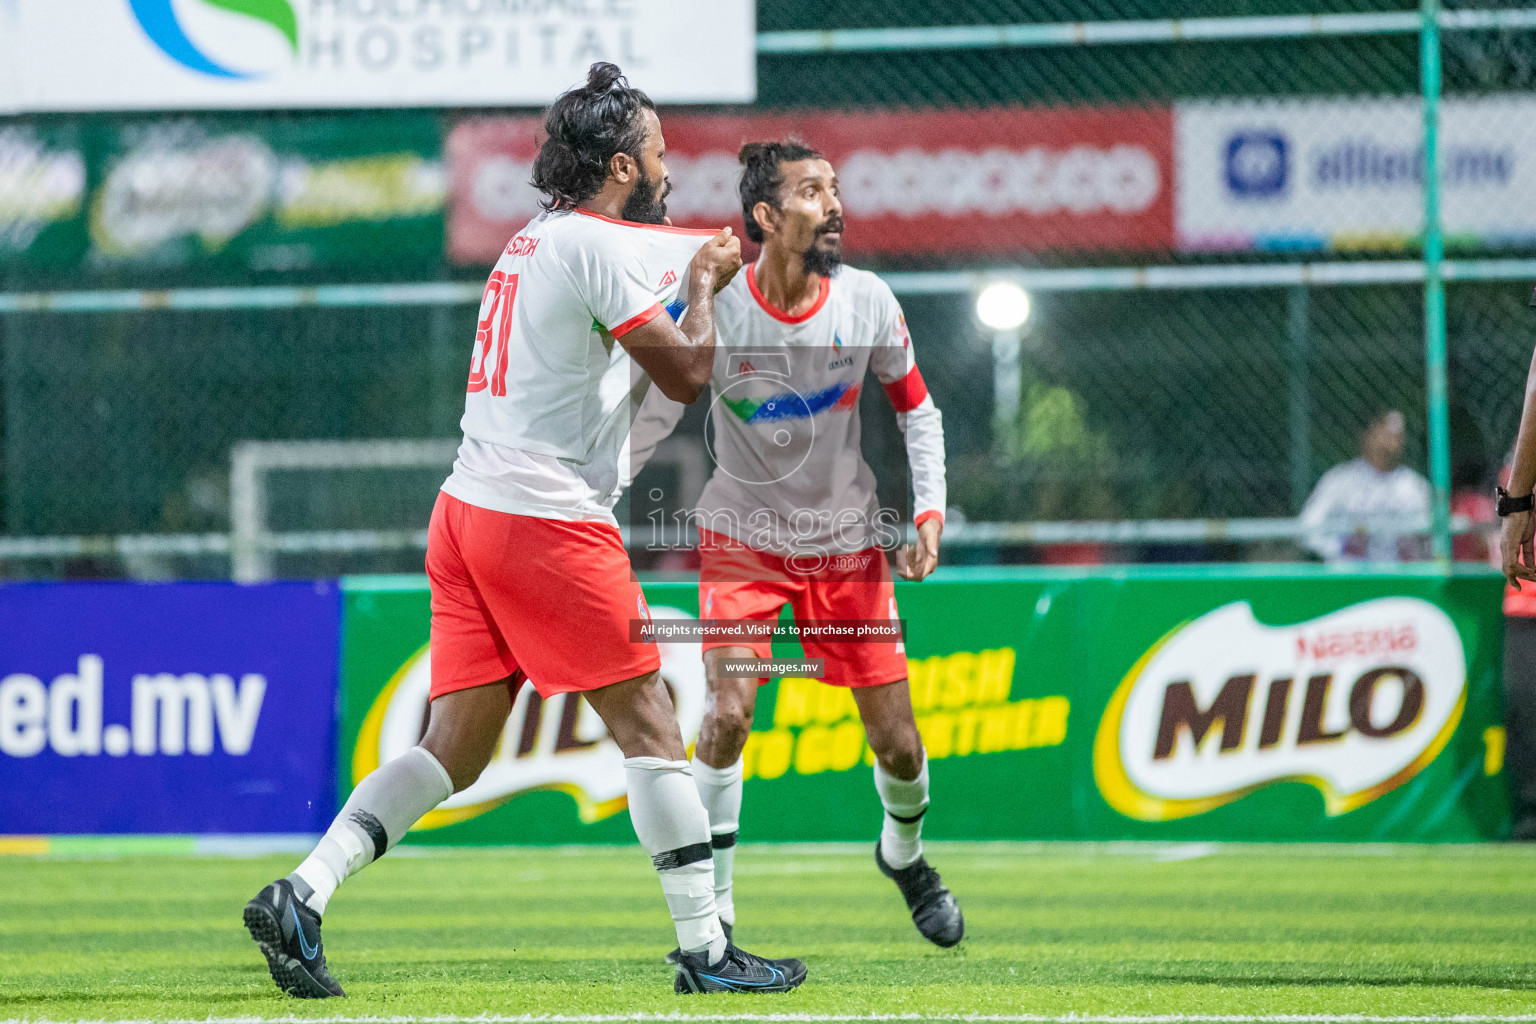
[625,756,728,964]
[875,752,929,870]
[289,745,453,915]
[691,755,743,926]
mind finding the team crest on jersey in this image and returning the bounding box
[729,351,791,379]
[828,332,854,369]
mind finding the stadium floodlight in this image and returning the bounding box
[975,281,1031,331]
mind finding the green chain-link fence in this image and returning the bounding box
[2,1,1534,578]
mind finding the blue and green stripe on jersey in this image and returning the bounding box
[720,380,861,423]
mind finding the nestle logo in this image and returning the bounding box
[1296,623,1416,663]
[1225,131,1288,198]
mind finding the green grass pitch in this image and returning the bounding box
[3,842,1535,1021]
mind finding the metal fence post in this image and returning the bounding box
[992,327,1024,456]
[229,442,269,583]
[1287,285,1313,513]
[1421,0,1453,564]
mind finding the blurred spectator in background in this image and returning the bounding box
[1299,409,1430,562]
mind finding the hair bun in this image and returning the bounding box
[738,142,771,165]
[585,62,625,93]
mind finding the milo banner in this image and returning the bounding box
[341,568,1509,843]
[87,113,445,274]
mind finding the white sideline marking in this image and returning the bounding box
[1153,842,1220,863]
[9,1015,1536,1024]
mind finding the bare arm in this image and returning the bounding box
[1502,346,1536,587]
[617,228,740,404]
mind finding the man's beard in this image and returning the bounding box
[802,216,843,276]
[621,165,670,224]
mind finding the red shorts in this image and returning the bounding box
[697,529,907,688]
[425,492,660,700]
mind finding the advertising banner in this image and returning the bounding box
[87,113,444,273]
[0,1,754,113]
[0,581,339,834]
[447,106,1175,264]
[0,122,88,270]
[340,568,1508,844]
[1175,95,1536,252]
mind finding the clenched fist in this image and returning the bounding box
[690,227,742,294]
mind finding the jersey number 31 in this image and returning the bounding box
[467,271,520,396]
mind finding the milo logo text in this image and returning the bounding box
[1153,663,1426,761]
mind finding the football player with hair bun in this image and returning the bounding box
[242,65,806,999]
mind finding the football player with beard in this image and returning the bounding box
[628,140,961,953]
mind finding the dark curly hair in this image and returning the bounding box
[532,63,656,211]
[737,139,824,243]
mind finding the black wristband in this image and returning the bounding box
[1498,486,1534,517]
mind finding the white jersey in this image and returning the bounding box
[442,208,715,522]
[628,262,946,556]
[1299,458,1431,562]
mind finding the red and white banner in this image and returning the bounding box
[448,107,1174,265]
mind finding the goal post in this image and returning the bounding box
[230,439,461,582]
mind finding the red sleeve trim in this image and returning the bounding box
[610,302,665,339]
[915,510,945,530]
[882,366,929,413]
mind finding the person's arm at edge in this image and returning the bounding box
[1502,345,1536,587]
